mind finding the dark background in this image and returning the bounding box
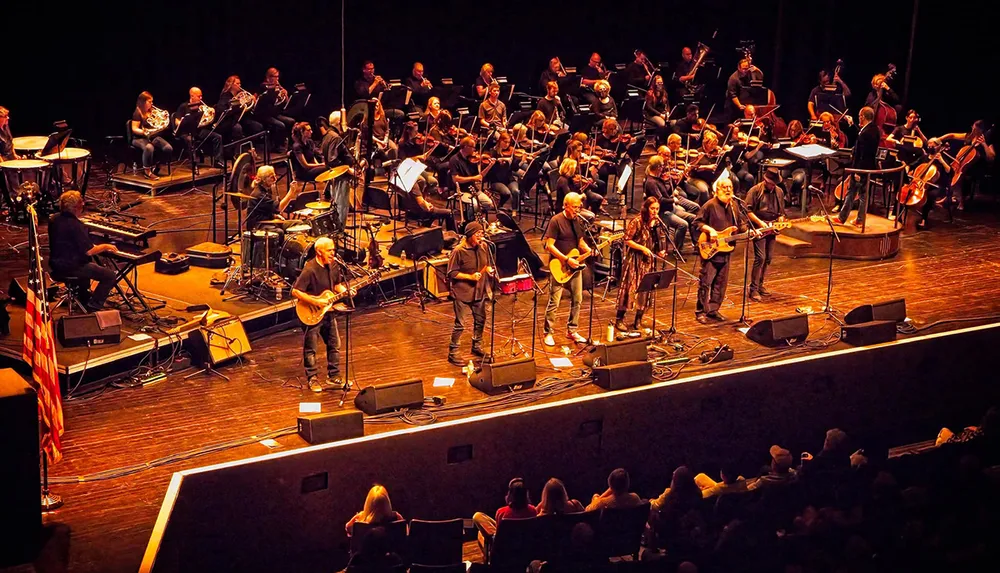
[5,0,995,143]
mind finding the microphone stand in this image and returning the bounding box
[482,239,500,366]
[338,260,359,407]
[809,185,843,323]
[575,221,600,352]
[655,216,685,339]
[732,196,757,327]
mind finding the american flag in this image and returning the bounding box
[22,204,64,464]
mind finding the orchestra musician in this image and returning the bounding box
[446,221,492,366]
[370,99,398,161]
[539,57,567,94]
[478,83,507,131]
[245,165,297,230]
[817,111,847,148]
[580,52,610,107]
[929,120,995,211]
[807,69,851,121]
[834,106,880,228]
[487,131,518,211]
[564,142,605,209]
[866,73,902,119]
[218,75,264,144]
[399,126,456,231]
[591,80,618,120]
[259,67,295,149]
[686,131,727,204]
[537,81,567,128]
[726,58,756,120]
[781,120,809,200]
[675,47,697,89]
[356,60,389,100]
[423,96,443,133]
[174,87,223,167]
[130,92,173,180]
[625,50,653,87]
[47,191,118,313]
[405,61,433,109]
[429,109,458,148]
[693,177,746,324]
[886,110,928,165]
[396,121,439,192]
[291,236,354,392]
[644,75,671,145]
[673,104,703,138]
[474,63,496,99]
[642,155,690,251]
[913,140,951,229]
[319,110,360,230]
[450,136,496,215]
[744,168,786,301]
[543,191,591,346]
[615,196,665,333]
[0,106,20,161]
[733,104,771,191]
[290,122,328,189]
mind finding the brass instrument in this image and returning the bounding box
[233,89,256,110]
[197,102,216,128]
[144,105,170,137]
[273,82,289,107]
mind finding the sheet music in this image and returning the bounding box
[617,163,632,191]
[785,143,838,160]
[390,158,427,193]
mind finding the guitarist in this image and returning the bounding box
[291,237,354,393]
[745,168,786,302]
[543,192,592,347]
[693,178,746,324]
[447,222,492,366]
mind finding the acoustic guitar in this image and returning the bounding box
[295,271,382,326]
[548,232,623,284]
[697,222,791,260]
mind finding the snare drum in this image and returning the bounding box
[1,159,52,208]
[240,229,282,271]
[40,147,92,194]
[285,223,312,234]
[278,233,316,281]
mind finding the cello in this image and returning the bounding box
[949,127,989,187]
[872,65,898,140]
[898,144,946,208]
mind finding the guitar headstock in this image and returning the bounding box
[772,221,792,230]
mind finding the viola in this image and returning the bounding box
[949,134,986,187]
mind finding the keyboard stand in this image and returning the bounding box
[104,258,165,317]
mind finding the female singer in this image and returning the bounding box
[615,196,664,333]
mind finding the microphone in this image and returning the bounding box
[808,184,825,195]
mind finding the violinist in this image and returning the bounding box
[726,58,756,120]
[733,105,772,191]
[642,155,690,251]
[887,110,928,165]
[565,139,606,199]
[512,123,555,175]
[474,63,496,99]
[486,131,518,211]
[818,112,847,149]
[397,121,440,193]
[591,80,618,120]
[581,52,610,107]
[555,157,601,213]
[674,104,703,138]
[929,120,995,211]
[537,81,567,128]
[478,83,507,132]
[539,57,567,94]
[449,136,496,215]
[625,50,653,88]
[808,69,851,121]
[595,118,631,159]
[686,131,734,205]
[644,75,671,145]
[430,109,464,149]
[400,125,456,233]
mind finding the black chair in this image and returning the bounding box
[408,518,464,566]
[550,510,601,560]
[487,514,556,569]
[349,519,408,559]
[409,565,467,573]
[596,502,651,560]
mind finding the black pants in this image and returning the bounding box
[59,262,116,312]
[697,256,730,315]
[751,234,775,292]
[179,130,222,164]
[303,314,340,379]
[450,298,486,357]
[412,206,456,232]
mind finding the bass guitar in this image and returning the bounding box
[549,232,623,284]
[698,222,791,260]
[295,270,383,326]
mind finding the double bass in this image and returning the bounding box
[872,64,898,139]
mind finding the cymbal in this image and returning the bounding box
[315,165,351,182]
[256,219,288,225]
[305,201,332,210]
[225,191,256,200]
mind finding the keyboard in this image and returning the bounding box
[82,215,156,244]
[104,243,162,266]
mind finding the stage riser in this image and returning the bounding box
[142,324,1000,573]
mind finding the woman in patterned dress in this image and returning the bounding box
[615,196,665,332]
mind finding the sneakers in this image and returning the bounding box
[568,331,587,344]
[543,333,555,347]
[696,313,709,325]
[307,376,323,393]
[614,321,631,334]
[326,376,345,389]
[707,311,726,322]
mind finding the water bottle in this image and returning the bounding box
[274,282,282,301]
[131,162,138,175]
[606,321,615,342]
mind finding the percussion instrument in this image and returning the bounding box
[240,229,282,271]
[277,233,316,281]
[305,201,332,211]
[314,165,351,182]
[498,273,533,295]
[285,223,312,234]
[12,136,49,154]
[40,147,91,194]
[1,159,52,207]
[225,191,256,201]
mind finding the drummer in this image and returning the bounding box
[0,107,19,161]
[246,165,297,230]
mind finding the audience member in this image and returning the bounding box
[472,477,537,537]
[345,485,404,535]
[536,478,585,515]
[586,468,643,511]
[345,527,405,573]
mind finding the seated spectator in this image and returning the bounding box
[536,478,585,515]
[650,465,702,512]
[473,477,537,537]
[747,445,798,491]
[693,461,749,498]
[345,526,405,573]
[345,485,404,535]
[586,468,643,511]
[648,466,704,550]
[936,406,997,447]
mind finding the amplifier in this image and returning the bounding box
[355,378,425,415]
[469,355,537,394]
[592,360,652,390]
[57,311,122,347]
[423,257,450,299]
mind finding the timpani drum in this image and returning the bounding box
[39,147,92,195]
[12,136,49,155]
[0,159,52,209]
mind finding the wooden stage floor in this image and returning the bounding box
[2,174,1000,573]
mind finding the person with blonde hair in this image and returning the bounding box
[592,80,617,120]
[345,485,404,535]
[536,478,585,516]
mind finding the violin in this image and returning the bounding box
[949,132,987,187]
[899,147,944,208]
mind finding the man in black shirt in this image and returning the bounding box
[676,47,696,85]
[449,136,495,214]
[580,53,609,107]
[291,237,354,392]
[245,165,296,230]
[692,178,745,323]
[174,87,223,166]
[217,75,264,144]
[258,67,295,150]
[446,222,491,365]
[745,168,786,301]
[673,104,702,138]
[355,60,388,100]
[404,62,433,110]
[835,107,880,227]
[538,57,566,94]
[543,192,591,346]
[624,50,652,88]
[643,156,690,250]
[725,58,755,121]
[537,81,567,128]
[47,191,119,313]
[807,69,851,121]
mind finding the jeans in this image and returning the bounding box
[751,234,775,292]
[685,178,711,205]
[450,298,486,357]
[661,210,689,251]
[544,269,583,335]
[179,130,222,164]
[697,256,730,315]
[303,313,341,379]
[54,262,116,312]
[491,181,517,209]
[132,136,173,169]
[330,179,351,230]
[461,189,495,216]
[673,194,700,214]
[837,174,869,224]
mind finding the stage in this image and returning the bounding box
[2,168,1000,573]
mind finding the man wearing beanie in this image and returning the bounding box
[446,222,492,366]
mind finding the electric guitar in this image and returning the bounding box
[295,270,382,326]
[697,222,791,260]
[548,232,623,284]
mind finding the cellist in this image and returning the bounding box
[929,120,995,211]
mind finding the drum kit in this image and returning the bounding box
[1,135,91,219]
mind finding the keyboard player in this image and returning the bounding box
[48,191,119,313]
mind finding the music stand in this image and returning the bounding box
[174,110,205,192]
[636,268,677,341]
[41,128,73,157]
[785,143,837,215]
[814,92,847,117]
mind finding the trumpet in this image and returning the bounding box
[144,105,170,137]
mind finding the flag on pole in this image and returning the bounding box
[22,204,64,464]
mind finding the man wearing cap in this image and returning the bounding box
[447,221,492,366]
[693,177,752,324]
[747,445,798,492]
[745,168,786,302]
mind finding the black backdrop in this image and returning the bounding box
[5,0,995,143]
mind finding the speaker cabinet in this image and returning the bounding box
[423,258,450,299]
[583,337,649,367]
[469,356,537,394]
[0,369,41,567]
[841,320,897,346]
[7,276,58,305]
[592,360,653,390]
[354,378,425,415]
[56,310,122,347]
[190,318,251,366]
[845,299,907,325]
[746,314,809,347]
[297,410,364,444]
